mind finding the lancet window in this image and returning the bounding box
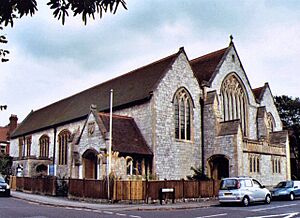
[174,88,193,141]
[58,130,70,165]
[39,135,50,158]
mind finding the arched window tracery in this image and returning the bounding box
[174,88,193,141]
[221,74,248,136]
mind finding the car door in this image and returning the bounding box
[252,179,265,201]
[294,181,300,197]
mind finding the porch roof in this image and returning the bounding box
[99,113,153,156]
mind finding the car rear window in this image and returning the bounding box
[220,179,240,190]
[0,177,5,183]
[275,181,293,188]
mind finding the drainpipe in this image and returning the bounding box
[200,83,208,175]
[200,96,205,174]
[53,127,57,169]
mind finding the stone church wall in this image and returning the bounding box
[242,152,287,187]
[152,52,202,180]
[10,120,85,177]
[114,102,153,151]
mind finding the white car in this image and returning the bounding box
[218,177,271,206]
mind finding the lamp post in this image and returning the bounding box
[107,89,113,200]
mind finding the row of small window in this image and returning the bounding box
[18,130,70,166]
[249,155,281,174]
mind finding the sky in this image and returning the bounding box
[1,0,300,126]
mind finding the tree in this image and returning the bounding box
[0,0,127,26]
[0,154,13,176]
[0,26,9,62]
[274,95,300,179]
[187,166,209,181]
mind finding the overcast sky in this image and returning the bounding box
[1,0,300,126]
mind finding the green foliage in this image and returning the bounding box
[274,95,300,178]
[0,154,13,175]
[0,26,9,62]
[187,166,209,181]
[0,0,127,26]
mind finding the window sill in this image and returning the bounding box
[175,139,194,143]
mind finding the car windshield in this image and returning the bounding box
[220,179,239,190]
[275,181,293,188]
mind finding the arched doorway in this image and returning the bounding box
[36,164,48,176]
[207,155,229,180]
[82,149,98,179]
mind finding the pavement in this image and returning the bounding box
[11,190,219,211]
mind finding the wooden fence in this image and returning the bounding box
[68,178,111,199]
[15,176,57,196]
[113,180,220,201]
[13,177,220,202]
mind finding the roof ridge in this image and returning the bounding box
[190,47,228,63]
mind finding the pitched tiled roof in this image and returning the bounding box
[190,47,228,84]
[99,113,152,156]
[270,131,288,146]
[12,51,180,138]
[218,120,240,136]
[252,86,265,103]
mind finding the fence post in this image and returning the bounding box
[130,180,132,203]
[112,179,117,202]
[198,180,201,198]
[83,178,85,199]
[145,179,148,204]
[182,179,185,199]
[213,180,216,197]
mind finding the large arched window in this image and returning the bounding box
[58,130,71,165]
[174,88,193,141]
[39,135,50,158]
[221,74,248,135]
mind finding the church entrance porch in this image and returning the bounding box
[82,149,98,179]
[207,155,229,180]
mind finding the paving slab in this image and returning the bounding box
[11,191,219,211]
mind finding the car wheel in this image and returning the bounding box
[289,193,295,201]
[242,196,250,207]
[265,194,271,204]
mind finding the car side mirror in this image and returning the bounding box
[295,186,298,188]
[261,185,265,189]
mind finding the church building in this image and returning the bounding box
[9,40,290,186]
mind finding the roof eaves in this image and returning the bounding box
[11,114,88,139]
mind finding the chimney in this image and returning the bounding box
[9,114,18,134]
